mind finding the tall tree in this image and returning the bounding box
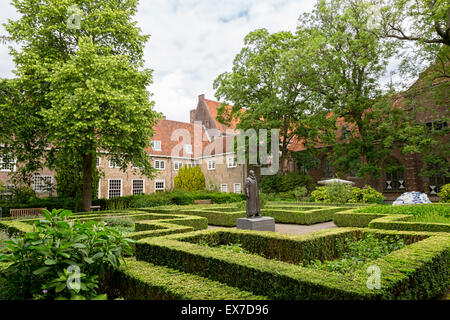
[296,0,406,180]
[213,29,331,173]
[2,0,159,210]
[377,0,449,80]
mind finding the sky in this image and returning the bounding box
[0,0,403,123]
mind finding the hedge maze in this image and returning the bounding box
[143,202,350,226]
[1,202,449,300]
[334,204,450,233]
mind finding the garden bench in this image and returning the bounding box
[193,200,212,205]
[90,205,101,211]
[10,208,46,218]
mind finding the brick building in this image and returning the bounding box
[0,96,248,199]
[1,76,447,200]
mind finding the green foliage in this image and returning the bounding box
[293,186,308,202]
[174,166,206,192]
[98,191,245,210]
[310,186,328,202]
[103,258,267,300]
[335,204,450,231]
[377,0,449,80]
[311,183,384,204]
[0,209,133,300]
[213,28,331,169]
[2,0,159,210]
[0,197,84,217]
[303,234,405,274]
[11,186,36,204]
[135,228,450,299]
[260,172,315,193]
[350,185,385,204]
[50,148,99,200]
[295,0,407,180]
[438,184,450,203]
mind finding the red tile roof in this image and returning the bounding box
[147,119,208,158]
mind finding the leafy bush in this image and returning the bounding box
[174,166,206,191]
[293,186,308,202]
[99,191,245,211]
[260,172,315,193]
[438,184,450,203]
[311,184,384,204]
[310,186,328,202]
[0,209,133,300]
[302,234,405,274]
[0,196,84,217]
[325,183,354,204]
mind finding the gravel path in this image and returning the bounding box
[208,221,337,235]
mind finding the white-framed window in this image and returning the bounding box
[183,144,193,155]
[109,159,120,169]
[98,179,102,199]
[32,175,53,193]
[0,155,16,172]
[108,179,122,199]
[96,157,101,168]
[132,179,145,195]
[220,184,228,193]
[227,157,237,168]
[207,160,216,170]
[174,161,183,171]
[151,141,161,151]
[154,160,165,170]
[234,183,241,194]
[155,180,165,191]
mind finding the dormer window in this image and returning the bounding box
[151,141,161,151]
[183,144,193,155]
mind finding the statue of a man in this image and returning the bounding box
[245,170,261,218]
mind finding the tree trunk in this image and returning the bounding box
[82,153,93,212]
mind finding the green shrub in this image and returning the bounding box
[311,184,384,204]
[260,172,315,193]
[135,228,450,299]
[303,234,405,274]
[438,184,450,203]
[310,186,328,202]
[359,186,385,204]
[0,209,133,300]
[174,166,206,191]
[325,183,354,204]
[293,186,308,202]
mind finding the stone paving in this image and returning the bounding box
[207,221,337,235]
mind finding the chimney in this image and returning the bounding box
[190,109,196,124]
[162,115,166,120]
[198,94,205,102]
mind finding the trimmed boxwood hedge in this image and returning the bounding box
[334,206,450,232]
[143,204,351,227]
[134,228,450,300]
[101,258,268,300]
[0,210,208,240]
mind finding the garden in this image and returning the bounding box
[1,184,449,300]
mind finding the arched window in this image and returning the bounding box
[384,158,405,191]
[322,158,333,178]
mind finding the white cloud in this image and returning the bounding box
[0,0,314,121]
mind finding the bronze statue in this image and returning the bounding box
[245,170,261,218]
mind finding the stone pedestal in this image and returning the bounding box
[236,216,275,232]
